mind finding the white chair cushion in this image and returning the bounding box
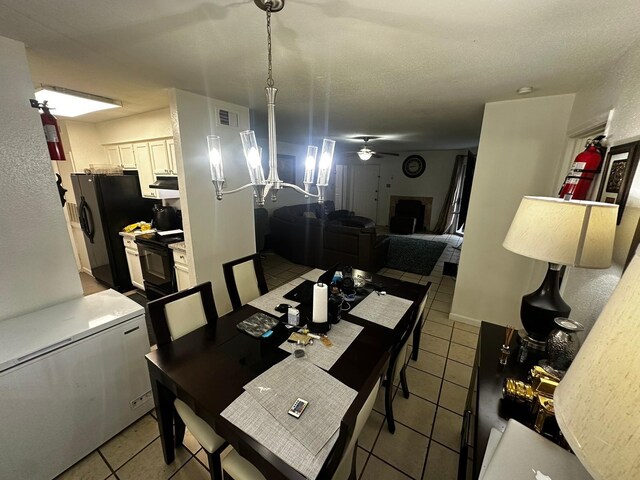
[232,261,261,306]
[164,293,208,341]
[174,398,225,454]
[221,449,266,480]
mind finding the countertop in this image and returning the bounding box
[119,229,156,238]
[0,290,144,372]
[168,241,186,251]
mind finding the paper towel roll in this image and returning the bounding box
[313,283,328,323]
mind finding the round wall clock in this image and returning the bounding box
[402,155,426,178]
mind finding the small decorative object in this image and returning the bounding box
[541,317,584,378]
[499,326,516,365]
[503,366,560,436]
[402,155,426,178]
[55,173,67,207]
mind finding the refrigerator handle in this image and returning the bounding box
[79,196,95,243]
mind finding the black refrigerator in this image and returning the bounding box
[71,173,157,291]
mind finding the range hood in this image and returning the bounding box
[149,176,178,190]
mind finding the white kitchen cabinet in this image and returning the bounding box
[150,140,175,176]
[118,144,137,169]
[124,240,144,290]
[105,145,121,166]
[133,142,157,199]
[167,138,178,174]
[175,263,190,291]
[173,247,190,291]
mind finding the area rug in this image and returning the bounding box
[385,237,447,276]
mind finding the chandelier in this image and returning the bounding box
[207,0,335,207]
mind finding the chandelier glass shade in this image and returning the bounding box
[207,0,335,206]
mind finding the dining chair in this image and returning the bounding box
[146,282,226,480]
[222,253,268,310]
[385,290,429,433]
[220,376,382,480]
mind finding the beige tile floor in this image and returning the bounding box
[59,233,478,480]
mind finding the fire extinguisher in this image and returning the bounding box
[29,99,66,161]
[558,135,606,200]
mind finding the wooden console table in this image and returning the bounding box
[458,322,547,480]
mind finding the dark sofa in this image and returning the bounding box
[270,202,389,271]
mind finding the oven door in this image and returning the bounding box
[137,242,174,293]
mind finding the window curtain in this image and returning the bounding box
[433,154,466,234]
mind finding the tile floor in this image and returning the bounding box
[59,233,478,480]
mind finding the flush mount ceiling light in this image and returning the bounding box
[207,0,335,207]
[34,86,122,117]
[517,86,534,95]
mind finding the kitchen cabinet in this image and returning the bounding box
[118,144,137,169]
[105,145,121,166]
[150,140,176,176]
[133,142,157,199]
[172,247,190,291]
[167,138,178,174]
[123,237,144,290]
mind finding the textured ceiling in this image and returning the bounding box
[1,0,640,152]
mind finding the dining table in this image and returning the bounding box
[145,267,431,480]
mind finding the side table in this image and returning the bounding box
[458,322,546,480]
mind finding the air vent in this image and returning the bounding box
[217,108,239,128]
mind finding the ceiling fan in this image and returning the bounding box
[347,136,400,161]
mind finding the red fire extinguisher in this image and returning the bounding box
[558,135,606,200]
[30,99,66,161]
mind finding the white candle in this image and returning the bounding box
[313,283,328,323]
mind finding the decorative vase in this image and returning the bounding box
[544,317,584,376]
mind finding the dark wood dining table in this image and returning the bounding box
[145,268,430,480]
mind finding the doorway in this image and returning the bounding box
[348,165,380,222]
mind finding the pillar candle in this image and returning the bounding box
[313,283,328,323]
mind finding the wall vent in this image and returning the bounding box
[217,108,239,128]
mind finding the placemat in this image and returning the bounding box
[349,292,413,330]
[278,321,364,371]
[249,283,300,316]
[243,356,357,455]
[237,313,279,338]
[221,391,338,479]
[301,268,325,282]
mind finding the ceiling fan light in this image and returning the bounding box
[358,149,373,161]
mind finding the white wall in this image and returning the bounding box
[0,36,82,321]
[169,89,254,315]
[96,108,172,144]
[59,120,108,173]
[561,39,640,336]
[336,150,467,229]
[451,94,575,327]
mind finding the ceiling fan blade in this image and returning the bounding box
[376,152,400,157]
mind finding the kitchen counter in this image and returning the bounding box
[168,241,186,251]
[119,229,156,239]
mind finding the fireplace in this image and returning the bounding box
[389,196,433,231]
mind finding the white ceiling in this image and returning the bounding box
[2,0,640,152]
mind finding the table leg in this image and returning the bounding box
[150,377,175,464]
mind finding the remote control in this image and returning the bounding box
[288,398,309,418]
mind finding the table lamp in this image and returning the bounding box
[503,196,617,342]
[554,246,640,480]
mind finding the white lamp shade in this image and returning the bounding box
[503,196,618,268]
[554,247,640,480]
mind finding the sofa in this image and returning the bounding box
[269,202,389,271]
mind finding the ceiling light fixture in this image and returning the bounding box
[517,86,534,95]
[357,148,373,161]
[34,86,121,117]
[208,0,335,207]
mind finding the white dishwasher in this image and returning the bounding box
[0,290,154,480]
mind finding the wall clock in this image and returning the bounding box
[402,155,426,178]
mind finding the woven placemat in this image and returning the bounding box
[349,291,413,329]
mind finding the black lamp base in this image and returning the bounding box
[520,264,570,341]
